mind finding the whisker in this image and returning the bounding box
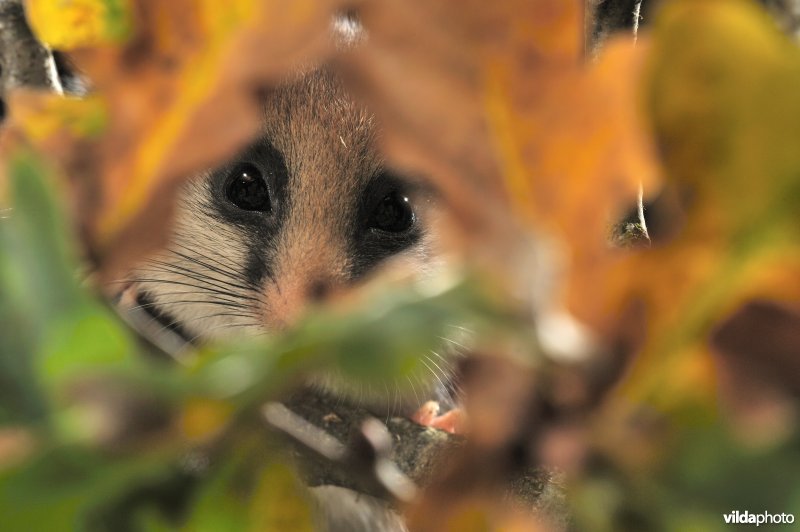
[139,261,260,301]
[356,382,364,410]
[131,299,259,316]
[413,373,432,398]
[436,336,469,352]
[445,324,474,334]
[429,350,462,396]
[124,277,257,302]
[162,250,256,292]
[384,381,392,425]
[126,289,251,307]
[420,356,448,395]
[406,375,422,408]
[140,258,243,288]
[154,310,258,341]
[393,379,400,420]
[184,320,262,344]
[427,349,455,372]
[171,242,247,280]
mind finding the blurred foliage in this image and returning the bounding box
[25,0,132,48]
[1,0,800,530]
[0,152,512,529]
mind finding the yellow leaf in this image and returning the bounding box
[180,397,233,441]
[249,461,315,532]
[25,0,132,48]
[598,0,800,408]
[10,91,107,141]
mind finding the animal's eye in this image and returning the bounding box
[225,164,271,212]
[369,191,414,233]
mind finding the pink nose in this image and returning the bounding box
[261,277,332,331]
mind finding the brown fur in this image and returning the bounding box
[120,68,442,403]
[117,37,445,532]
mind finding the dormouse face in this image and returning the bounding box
[120,69,438,345]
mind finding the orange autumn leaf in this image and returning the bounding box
[486,37,658,319]
[343,0,658,311]
[11,0,340,277]
[593,0,800,407]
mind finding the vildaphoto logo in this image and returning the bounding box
[723,511,795,526]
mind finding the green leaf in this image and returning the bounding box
[179,438,315,532]
[193,276,517,405]
[648,0,800,248]
[0,153,143,424]
[38,306,136,386]
[2,153,84,326]
[0,444,176,531]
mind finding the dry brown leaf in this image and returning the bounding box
[343,0,657,310]
[339,0,505,246]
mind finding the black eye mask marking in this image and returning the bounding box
[206,140,290,288]
[209,140,289,225]
[350,171,423,279]
[203,138,424,291]
[135,291,195,345]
